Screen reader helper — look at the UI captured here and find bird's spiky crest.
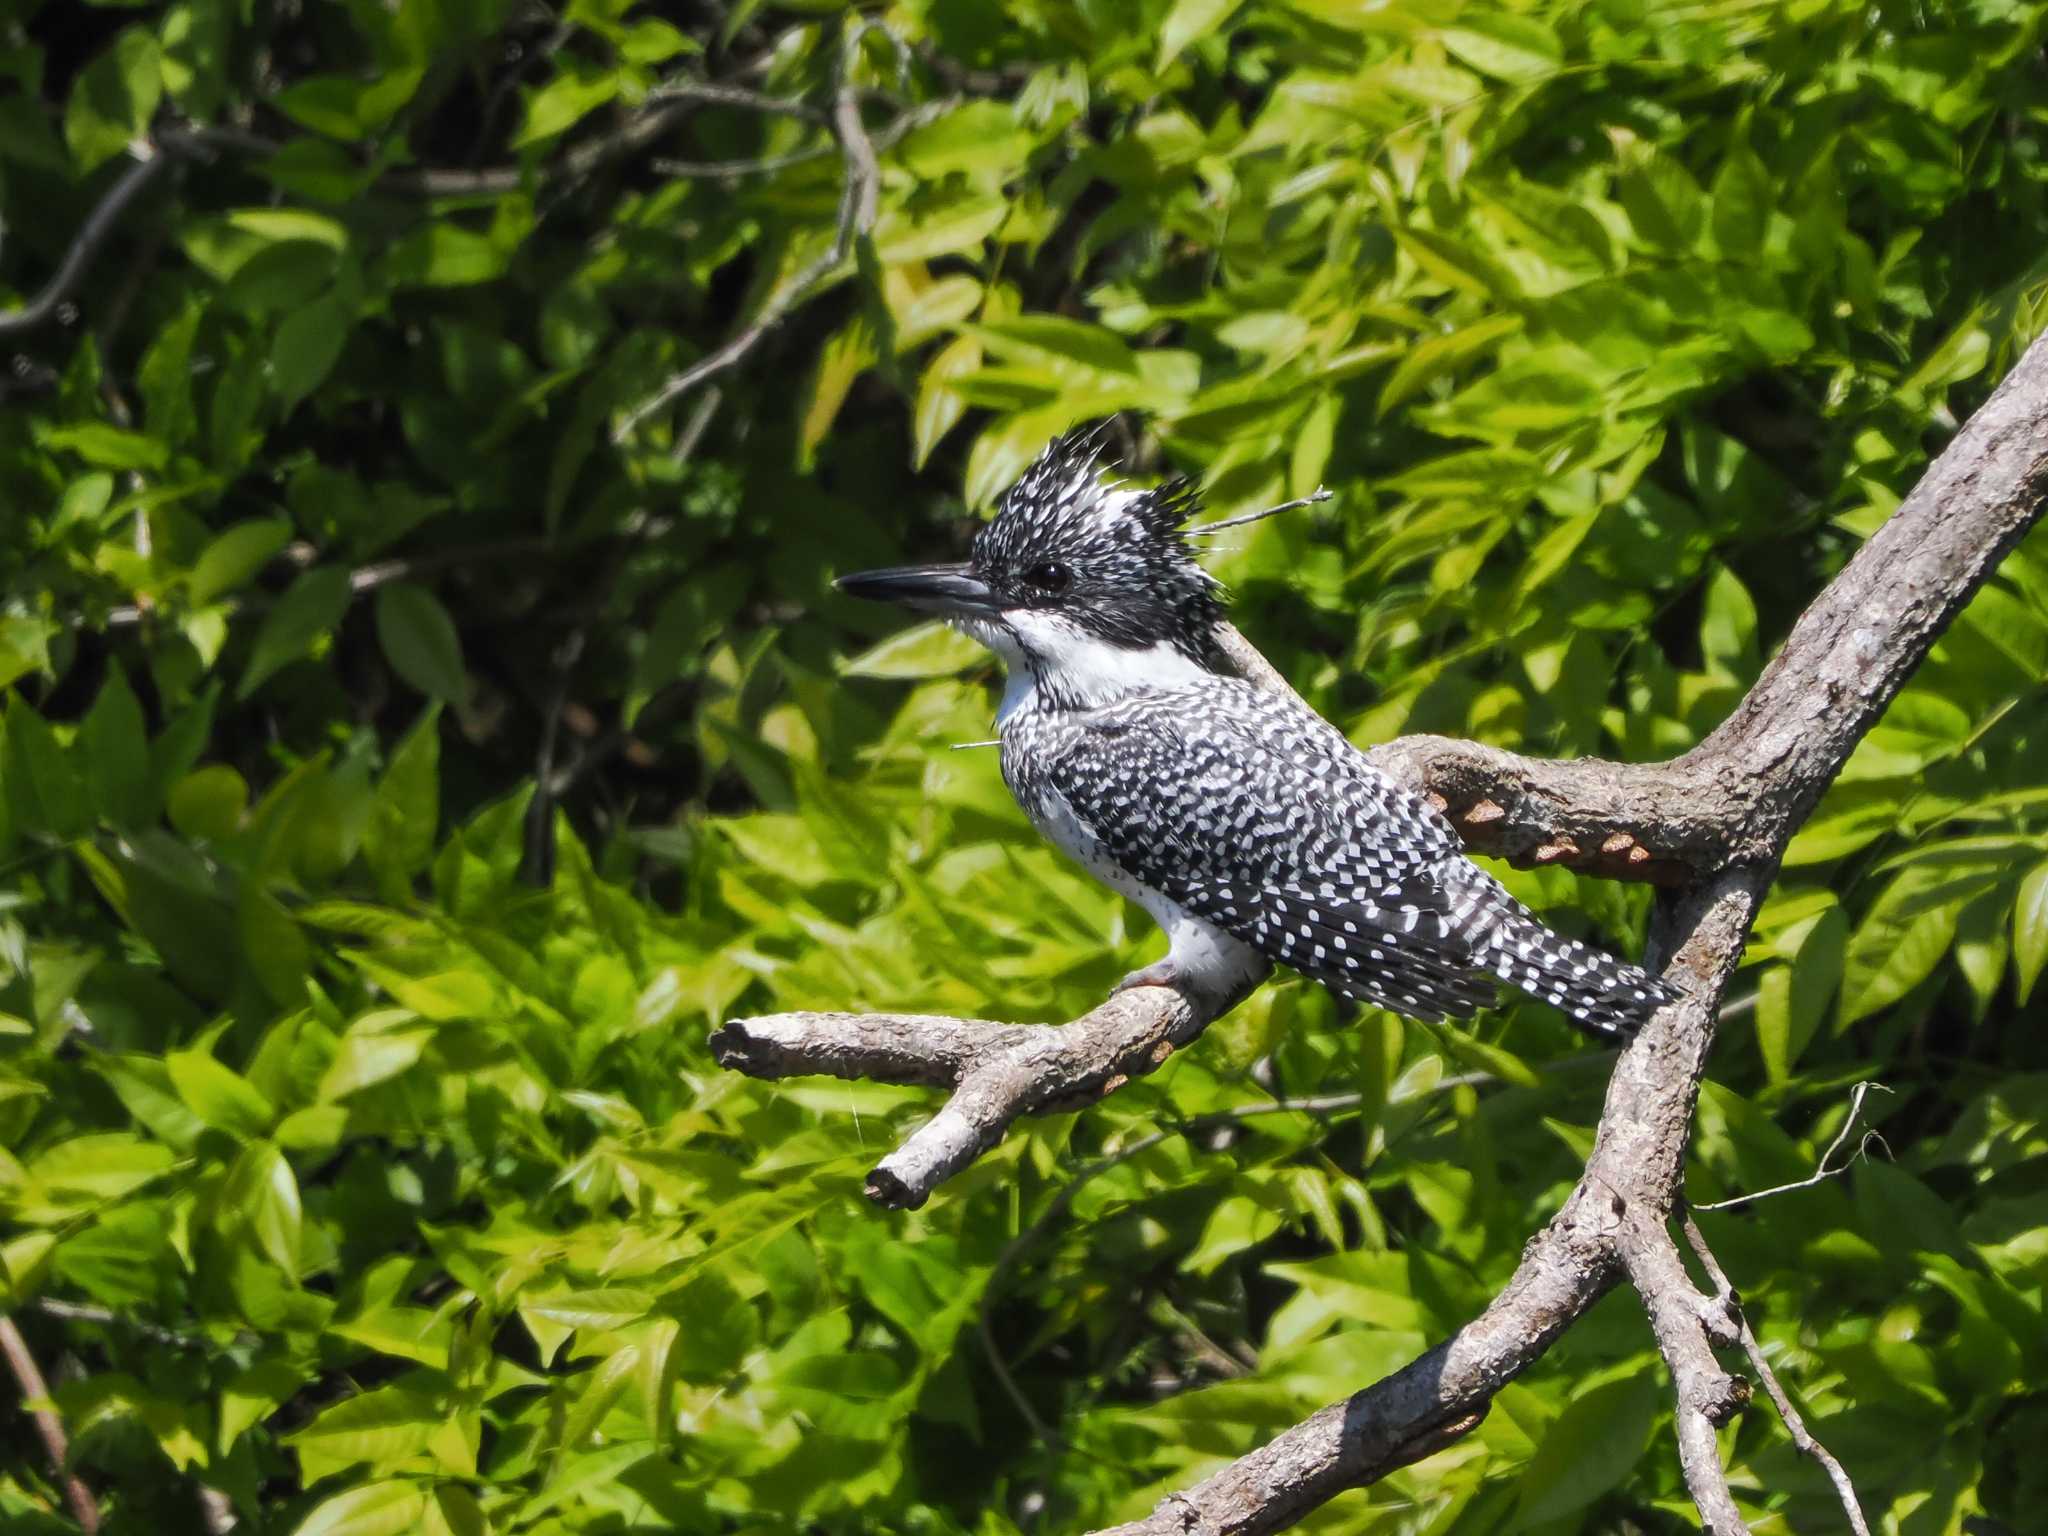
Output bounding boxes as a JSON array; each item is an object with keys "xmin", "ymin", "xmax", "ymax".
[{"xmin": 969, "ymin": 426, "xmax": 1220, "ymax": 658}]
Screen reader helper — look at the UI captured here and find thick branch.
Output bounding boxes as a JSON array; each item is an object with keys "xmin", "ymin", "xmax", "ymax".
[
  {"xmin": 1093, "ymin": 1180, "xmax": 1618, "ymax": 1535},
  {"xmin": 1361, "ymin": 738, "xmax": 1708, "ymax": 885},
  {"xmin": 1619, "ymin": 1215, "xmax": 1751, "ymax": 1534}
]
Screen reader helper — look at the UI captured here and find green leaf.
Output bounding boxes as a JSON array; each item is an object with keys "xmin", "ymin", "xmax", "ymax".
[
  {"xmin": 318, "ymin": 1012, "xmax": 431, "ymax": 1101},
  {"xmin": 1185, "ymin": 1192, "xmax": 1285, "ymax": 1274},
  {"xmin": 384, "ymin": 223, "xmax": 506, "ymax": 289},
  {"xmin": 873, "ymin": 195, "xmax": 1009, "ymax": 265},
  {"xmin": 839, "ymin": 620, "xmax": 986, "ymax": 679},
  {"xmin": 64, "ymin": 29, "xmax": 162, "ymax": 171},
  {"xmin": 291, "ymin": 1388, "xmax": 442, "ymax": 1478},
  {"xmin": 627, "ymin": 579, "xmax": 741, "ymax": 725},
  {"xmin": 189, "ymin": 518, "xmax": 292, "ymax": 605},
  {"xmin": 1709, "ymin": 137, "xmax": 1773, "ymax": 258},
  {"xmin": 139, "ymin": 297, "xmax": 204, "ymax": 447},
  {"xmin": 273, "ymin": 291, "xmax": 353, "ymax": 407},
  {"xmin": 561, "ymin": 1343, "xmax": 641, "ymax": 1448},
  {"xmin": 167, "ymin": 764, "xmax": 249, "ymax": 842},
  {"xmin": 1699, "ymin": 563, "xmax": 1758, "ymax": 677},
  {"xmin": 1840, "ymin": 869, "xmax": 1978, "ymax": 1025},
  {"xmin": 228, "ymin": 1140, "xmax": 302, "ymax": 1274},
  {"xmin": 94, "ymin": 1055, "xmax": 208, "ymax": 1150},
  {"xmin": 242, "ymin": 885, "xmax": 313, "ymax": 1007},
  {"xmin": 1515, "ymin": 1367, "xmax": 1660, "ymax": 1523},
  {"xmin": 523, "ymin": 1288, "xmax": 654, "ymax": 1333},
  {"xmin": 2013, "ymin": 859, "xmax": 2048, "ymax": 1005},
  {"xmin": 1756, "ymin": 905, "xmax": 1847, "ymax": 1086},
  {"xmin": 166, "ymin": 1047, "xmax": 277, "ymax": 1139},
  {"xmin": 5, "ymin": 694, "xmax": 90, "ymax": 840},
  {"xmin": 897, "ymin": 102, "xmax": 1036, "ymax": 181},
  {"xmin": 1439, "ymin": 13, "xmax": 1562, "ymax": 81},
  {"xmin": 82, "ymin": 666, "xmax": 151, "ymax": 828},
  {"xmin": 975, "ymin": 316, "xmax": 1141, "ymax": 382},
  {"xmin": 374, "ymin": 584, "xmax": 469, "ymax": 703},
  {"xmin": 364, "ymin": 706, "xmax": 442, "ymax": 895},
  {"xmin": 0, "ymin": 614, "xmax": 55, "ymax": 690},
  {"xmin": 29, "ymin": 1132, "xmax": 176, "ymax": 1204},
  {"xmin": 241, "ymin": 566, "xmax": 354, "ymax": 697},
  {"xmin": 149, "ymin": 685, "xmax": 218, "ymax": 805},
  {"xmin": 1379, "ymin": 313, "xmax": 1520, "ymax": 415},
  {"xmin": 515, "ymin": 60, "xmax": 620, "ymax": 147},
  {"xmin": 1157, "ymin": 0, "xmax": 1238, "ymax": 68}
]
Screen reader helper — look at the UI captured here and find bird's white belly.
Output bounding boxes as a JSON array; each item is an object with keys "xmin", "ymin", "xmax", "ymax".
[
  {"xmin": 1028, "ymin": 781, "xmax": 1154, "ymax": 907},
  {"xmin": 1030, "ymin": 781, "xmax": 1266, "ymax": 1002}
]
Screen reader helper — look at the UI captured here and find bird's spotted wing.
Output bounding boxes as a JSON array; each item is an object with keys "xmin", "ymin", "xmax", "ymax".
[{"xmin": 1038, "ymin": 682, "xmax": 1500, "ymax": 1020}]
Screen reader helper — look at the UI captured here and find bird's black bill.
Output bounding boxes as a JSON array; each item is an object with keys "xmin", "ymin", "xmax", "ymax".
[{"xmin": 835, "ymin": 562, "xmax": 999, "ymax": 618}]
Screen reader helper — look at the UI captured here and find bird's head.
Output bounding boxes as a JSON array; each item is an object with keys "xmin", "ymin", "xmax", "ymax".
[{"xmin": 837, "ymin": 428, "xmax": 1227, "ymax": 695}]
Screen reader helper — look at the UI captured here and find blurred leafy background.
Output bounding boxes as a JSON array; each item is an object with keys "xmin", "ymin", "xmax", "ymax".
[{"xmin": 3, "ymin": 0, "xmax": 2048, "ymax": 1532}]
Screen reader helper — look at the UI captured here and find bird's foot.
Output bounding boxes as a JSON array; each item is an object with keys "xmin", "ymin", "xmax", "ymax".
[{"xmin": 1116, "ymin": 958, "xmax": 1186, "ymax": 994}]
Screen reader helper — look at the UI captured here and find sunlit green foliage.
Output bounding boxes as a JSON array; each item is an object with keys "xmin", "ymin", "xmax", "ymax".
[{"xmin": 3, "ymin": 0, "xmax": 2047, "ymax": 1532}]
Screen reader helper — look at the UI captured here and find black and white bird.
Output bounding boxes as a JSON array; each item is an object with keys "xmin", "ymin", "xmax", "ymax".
[{"xmin": 837, "ymin": 429, "xmax": 1676, "ymax": 1041}]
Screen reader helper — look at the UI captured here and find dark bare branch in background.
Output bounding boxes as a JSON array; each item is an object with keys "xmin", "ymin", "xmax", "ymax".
[
  {"xmin": 612, "ymin": 30, "xmax": 902, "ymax": 443},
  {"xmin": 0, "ymin": 146, "xmax": 175, "ymax": 341},
  {"xmin": 716, "ymin": 329, "xmax": 2048, "ymax": 1533},
  {"xmin": 0, "ymin": 1315, "xmax": 99, "ymax": 1532}
]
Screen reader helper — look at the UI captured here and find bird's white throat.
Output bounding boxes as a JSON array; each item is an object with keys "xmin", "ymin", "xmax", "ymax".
[{"xmin": 974, "ymin": 609, "xmax": 1214, "ymax": 725}]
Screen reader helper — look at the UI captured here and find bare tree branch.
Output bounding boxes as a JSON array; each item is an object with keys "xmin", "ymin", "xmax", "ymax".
[
  {"xmin": 711, "ymin": 330, "xmax": 2048, "ymax": 1533},
  {"xmin": 0, "ymin": 145, "xmax": 174, "ymax": 340},
  {"xmin": 713, "ymin": 986, "xmax": 1254, "ymax": 1208},
  {"xmin": 1618, "ymin": 1207, "xmax": 1752, "ymax": 1532},
  {"xmin": 0, "ymin": 1314, "xmax": 100, "ymax": 1533},
  {"xmin": 1681, "ymin": 1211, "xmax": 1874, "ymax": 1536}
]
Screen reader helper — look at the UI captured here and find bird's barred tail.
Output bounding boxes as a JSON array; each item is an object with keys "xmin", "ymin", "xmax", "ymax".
[{"xmin": 1469, "ymin": 897, "xmax": 1679, "ymax": 1042}]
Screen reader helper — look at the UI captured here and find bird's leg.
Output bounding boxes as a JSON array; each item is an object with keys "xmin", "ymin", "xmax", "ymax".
[
  {"xmin": 1115, "ymin": 914, "xmax": 1269, "ymax": 1009},
  {"xmin": 1116, "ymin": 957, "xmax": 1187, "ymax": 994}
]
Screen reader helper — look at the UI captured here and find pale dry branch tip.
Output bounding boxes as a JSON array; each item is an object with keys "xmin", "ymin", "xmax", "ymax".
[
  {"xmin": 1187, "ymin": 486, "xmax": 1335, "ymax": 537},
  {"xmin": 1691, "ymin": 1081, "xmax": 1892, "ymax": 1212}
]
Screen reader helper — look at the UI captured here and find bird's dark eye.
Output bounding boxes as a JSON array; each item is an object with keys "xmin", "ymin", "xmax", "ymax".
[{"xmin": 1023, "ymin": 560, "xmax": 1072, "ymax": 593}]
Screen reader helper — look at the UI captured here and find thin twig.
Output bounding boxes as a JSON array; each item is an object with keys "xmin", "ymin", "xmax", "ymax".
[
  {"xmin": 33, "ymin": 1298, "xmax": 208, "ymax": 1350},
  {"xmin": 1692, "ymin": 1082, "xmax": 1891, "ymax": 1212},
  {"xmin": 613, "ymin": 30, "xmax": 889, "ymax": 443},
  {"xmin": 651, "ymin": 91, "xmax": 951, "ymax": 180},
  {"xmin": 0, "ymin": 1315, "xmax": 100, "ymax": 1532},
  {"xmin": 1681, "ymin": 1212, "xmax": 1873, "ymax": 1536},
  {"xmin": 671, "ymin": 385, "xmax": 723, "ymax": 465},
  {"xmin": 163, "ymin": 77, "xmax": 807, "ymax": 203},
  {"xmin": 641, "ymin": 77, "xmax": 828, "ymax": 119},
  {"xmin": 0, "ymin": 145, "xmax": 175, "ymax": 340},
  {"xmin": 650, "ymin": 142, "xmax": 837, "ymax": 179},
  {"xmin": 1186, "ymin": 487, "xmax": 1334, "ymax": 537}
]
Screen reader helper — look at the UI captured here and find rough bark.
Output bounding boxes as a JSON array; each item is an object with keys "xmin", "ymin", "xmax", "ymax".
[{"xmin": 714, "ymin": 330, "xmax": 2048, "ymax": 1532}]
